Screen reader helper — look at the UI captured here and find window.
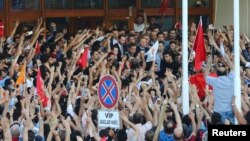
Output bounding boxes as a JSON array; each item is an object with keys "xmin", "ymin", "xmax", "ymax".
[
  {"xmin": 141, "ymin": 0, "xmax": 174, "ymax": 8},
  {"xmin": 179, "ymin": 0, "xmax": 209, "ymax": 8},
  {"xmin": 74, "ymin": 0, "xmax": 103, "ymax": 9},
  {"xmin": 46, "ymin": 17, "xmax": 104, "ymax": 33},
  {"xmin": 148, "ymin": 16, "xmax": 174, "ymax": 31},
  {"xmin": 178, "ymin": 15, "xmax": 210, "ymax": 30},
  {"xmin": 45, "ymin": 0, "xmax": 70, "ymax": 9},
  {"xmin": 109, "ymin": 0, "xmax": 135, "ymax": 9},
  {"xmin": 12, "ymin": 0, "xmax": 39, "ymax": 10},
  {"xmin": 189, "ymin": 15, "xmax": 210, "ymax": 29},
  {"xmin": 16, "ymin": 21, "xmax": 36, "ymax": 34},
  {"xmin": 110, "ymin": 20, "xmax": 128, "ymax": 31},
  {"xmin": 0, "ymin": 0, "xmax": 3, "ymax": 11},
  {"xmin": 46, "ymin": 18, "xmax": 69, "ymax": 32},
  {"xmin": 74, "ymin": 17, "xmax": 104, "ymax": 29}
]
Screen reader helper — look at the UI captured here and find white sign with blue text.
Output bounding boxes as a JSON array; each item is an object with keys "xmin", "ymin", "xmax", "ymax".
[{"xmin": 98, "ymin": 110, "xmax": 120, "ymax": 129}]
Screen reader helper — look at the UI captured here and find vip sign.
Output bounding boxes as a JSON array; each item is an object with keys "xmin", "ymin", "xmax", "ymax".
[{"xmin": 98, "ymin": 110, "xmax": 120, "ymax": 129}]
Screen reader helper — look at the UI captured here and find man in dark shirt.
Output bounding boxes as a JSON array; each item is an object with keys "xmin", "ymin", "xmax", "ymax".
[
  {"xmin": 136, "ymin": 36, "xmax": 149, "ymax": 55},
  {"xmin": 148, "ymin": 17, "xmax": 161, "ymax": 31},
  {"xmin": 125, "ymin": 43, "xmax": 137, "ymax": 59},
  {"xmin": 160, "ymin": 51, "xmax": 180, "ymax": 77},
  {"xmin": 111, "ymin": 34, "xmax": 126, "ymax": 61}
]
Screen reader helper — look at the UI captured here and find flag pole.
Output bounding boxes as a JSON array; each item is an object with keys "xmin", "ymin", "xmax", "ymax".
[
  {"xmin": 182, "ymin": 0, "xmax": 189, "ymax": 115},
  {"xmin": 234, "ymin": 0, "xmax": 241, "ymax": 124}
]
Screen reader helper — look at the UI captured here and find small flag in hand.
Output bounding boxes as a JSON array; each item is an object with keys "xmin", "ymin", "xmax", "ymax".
[
  {"xmin": 193, "ymin": 17, "xmax": 206, "ymax": 71},
  {"xmin": 35, "ymin": 41, "xmax": 41, "ymax": 55},
  {"xmin": 36, "ymin": 68, "xmax": 48, "ymax": 107},
  {"xmin": 145, "ymin": 41, "xmax": 159, "ymax": 62},
  {"xmin": 0, "ymin": 22, "xmax": 4, "ymax": 37},
  {"xmin": 78, "ymin": 47, "xmax": 89, "ymax": 69},
  {"xmin": 175, "ymin": 21, "xmax": 182, "ymax": 30}
]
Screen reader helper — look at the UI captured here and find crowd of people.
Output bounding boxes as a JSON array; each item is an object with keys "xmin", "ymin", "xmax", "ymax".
[{"xmin": 0, "ymin": 11, "xmax": 250, "ymax": 141}]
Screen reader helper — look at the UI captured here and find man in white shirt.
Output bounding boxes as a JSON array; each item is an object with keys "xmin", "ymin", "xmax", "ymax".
[
  {"xmin": 134, "ymin": 13, "xmax": 147, "ymax": 33},
  {"xmin": 126, "ymin": 113, "xmax": 153, "ymax": 141}
]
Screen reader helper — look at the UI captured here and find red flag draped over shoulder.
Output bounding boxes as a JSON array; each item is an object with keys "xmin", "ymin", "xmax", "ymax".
[
  {"xmin": 159, "ymin": 0, "xmax": 169, "ymax": 14},
  {"xmin": 189, "ymin": 73, "xmax": 217, "ymax": 100},
  {"xmin": 77, "ymin": 47, "xmax": 89, "ymax": 69},
  {"xmin": 36, "ymin": 68, "xmax": 48, "ymax": 107},
  {"xmin": 193, "ymin": 17, "xmax": 206, "ymax": 71}
]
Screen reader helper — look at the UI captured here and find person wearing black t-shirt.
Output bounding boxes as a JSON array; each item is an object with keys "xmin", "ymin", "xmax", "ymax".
[{"xmin": 160, "ymin": 51, "xmax": 180, "ymax": 77}]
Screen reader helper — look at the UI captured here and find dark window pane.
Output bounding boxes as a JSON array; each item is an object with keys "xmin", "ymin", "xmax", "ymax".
[
  {"xmin": 46, "ymin": 17, "xmax": 104, "ymax": 33},
  {"xmin": 74, "ymin": 0, "xmax": 103, "ymax": 9},
  {"xmin": 178, "ymin": 15, "xmax": 210, "ymax": 30},
  {"xmin": 189, "ymin": 15, "xmax": 210, "ymax": 29},
  {"xmin": 148, "ymin": 16, "xmax": 174, "ymax": 31},
  {"xmin": 0, "ymin": 0, "xmax": 3, "ymax": 10},
  {"xmin": 142, "ymin": 0, "xmax": 174, "ymax": 8},
  {"xmin": 74, "ymin": 18, "xmax": 104, "ymax": 29},
  {"xmin": 46, "ymin": 18, "xmax": 68, "ymax": 32},
  {"xmin": 179, "ymin": 0, "xmax": 209, "ymax": 8},
  {"xmin": 109, "ymin": 0, "xmax": 135, "ymax": 9},
  {"xmin": 111, "ymin": 20, "xmax": 128, "ymax": 30},
  {"xmin": 12, "ymin": 0, "xmax": 39, "ymax": 10},
  {"xmin": 16, "ymin": 21, "xmax": 36, "ymax": 34},
  {"xmin": 45, "ymin": 0, "xmax": 70, "ymax": 9}
]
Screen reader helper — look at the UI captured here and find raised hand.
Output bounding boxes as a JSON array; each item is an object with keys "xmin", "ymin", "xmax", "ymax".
[
  {"xmin": 51, "ymin": 22, "xmax": 56, "ymax": 29},
  {"xmin": 53, "ymin": 94, "xmax": 60, "ymax": 102},
  {"xmin": 196, "ymin": 107, "xmax": 204, "ymax": 121},
  {"xmin": 37, "ymin": 18, "xmax": 43, "ymax": 26},
  {"xmin": 15, "ymin": 19, "xmax": 20, "ymax": 27},
  {"xmin": 39, "ymin": 27, "xmax": 45, "ymax": 33},
  {"xmin": 188, "ymin": 111, "xmax": 195, "ymax": 121}
]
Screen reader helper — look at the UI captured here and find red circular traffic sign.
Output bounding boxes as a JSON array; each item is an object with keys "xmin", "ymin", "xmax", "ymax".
[{"xmin": 98, "ymin": 75, "xmax": 119, "ymax": 109}]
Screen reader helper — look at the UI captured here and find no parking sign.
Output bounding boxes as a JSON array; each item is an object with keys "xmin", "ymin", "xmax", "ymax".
[{"xmin": 98, "ymin": 75, "xmax": 119, "ymax": 109}]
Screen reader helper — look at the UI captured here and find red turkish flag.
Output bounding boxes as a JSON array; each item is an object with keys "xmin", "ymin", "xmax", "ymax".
[
  {"xmin": 0, "ymin": 22, "xmax": 4, "ymax": 37},
  {"xmin": 189, "ymin": 73, "xmax": 217, "ymax": 101},
  {"xmin": 159, "ymin": 0, "xmax": 169, "ymax": 15},
  {"xmin": 77, "ymin": 47, "xmax": 89, "ymax": 69},
  {"xmin": 36, "ymin": 68, "xmax": 48, "ymax": 107},
  {"xmin": 193, "ymin": 17, "xmax": 206, "ymax": 71}
]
